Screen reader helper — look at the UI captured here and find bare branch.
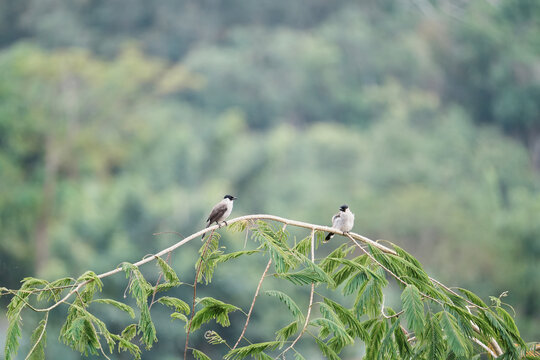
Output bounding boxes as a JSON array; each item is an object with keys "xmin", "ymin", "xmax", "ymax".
[
  {"xmin": 232, "ymin": 258, "xmax": 273, "ymax": 350},
  {"xmin": 24, "ymin": 311, "xmax": 49, "ymax": 360}
]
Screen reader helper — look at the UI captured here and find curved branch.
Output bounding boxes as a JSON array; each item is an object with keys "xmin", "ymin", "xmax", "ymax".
[
  {"xmin": 27, "ymin": 214, "xmax": 395, "ymax": 313},
  {"xmin": 9, "ymin": 213, "xmax": 507, "ymax": 359}
]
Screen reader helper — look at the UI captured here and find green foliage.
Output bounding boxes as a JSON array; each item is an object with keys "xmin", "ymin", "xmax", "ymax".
[
  {"xmin": 217, "ymin": 249, "xmax": 261, "ymax": 263},
  {"xmin": 38, "ymin": 277, "xmax": 75, "ymax": 302},
  {"xmin": 354, "ymin": 273, "xmax": 384, "ymax": 318},
  {"xmin": 1, "ymin": 4, "xmax": 540, "ymax": 358},
  {"xmin": 110, "ymin": 333, "xmax": 142, "ymax": 360},
  {"xmin": 4, "ymin": 316, "xmax": 22, "ymax": 360},
  {"xmin": 190, "ymin": 297, "xmax": 241, "ymax": 331},
  {"xmin": 204, "ymin": 330, "xmax": 227, "ymax": 345},
  {"xmin": 197, "ymin": 232, "xmax": 222, "ymax": 284},
  {"xmin": 322, "ymin": 298, "xmax": 368, "ymax": 341},
  {"xmin": 314, "ymin": 337, "xmax": 341, "ymax": 360},
  {"xmin": 265, "ymin": 290, "xmax": 304, "ymax": 322},
  {"xmin": 319, "ymin": 244, "xmax": 356, "ymax": 274},
  {"xmin": 311, "ymin": 318, "xmax": 354, "ymax": 347},
  {"xmin": 92, "ymin": 298, "xmax": 135, "ymax": 318},
  {"xmin": 394, "ymin": 322, "xmax": 411, "ymax": 358},
  {"xmin": 253, "ymin": 221, "xmax": 297, "ymax": 274},
  {"xmin": 156, "ymin": 256, "xmax": 180, "ymax": 284},
  {"xmin": 192, "ymin": 348, "xmax": 212, "ymax": 360},
  {"xmin": 293, "ymin": 236, "xmax": 312, "ymax": 257},
  {"xmin": 121, "ymin": 324, "xmax": 138, "ymax": 341},
  {"xmin": 401, "ymin": 284, "xmax": 425, "ymax": 336},
  {"xmin": 439, "ymin": 311, "xmax": 472, "ymax": 357},
  {"xmin": 157, "ymin": 296, "xmax": 190, "ymax": 315},
  {"xmin": 122, "ymin": 263, "xmax": 157, "ymax": 349},
  {"xmin": 425, "ymin": 314, "xmax": 445, "ymax": 360},
  {"xmin": 1, "ymin": 221, "xmax": 532, "ymax": 359},
  {"xmin": 224, "ymin": 341, "xmax": 280, "ymax": 360},
  {"xmin": 277, "ymin": 252, "xmax": 335, "ymax": 287},
  {"xmin": 458, "ymin": 288, "xmax": 489, "ymax": 309},
  {"xmin": 365, "ymin": 319, "xmax": 387, "ymax": 360},
  {"xmin": 61, "ymin": 316, "xmax": 101, "ymax": 355},
  {"xmin": 170, "ymin": 312, "xmax": 188, "ymax": 323},
  {"xmin": 275, "ymin": 321, "xmax": 299, "ymax": 344},
  {"xmin": 378, "ymin": 318, "xmax": 401, "ymax": 359}
]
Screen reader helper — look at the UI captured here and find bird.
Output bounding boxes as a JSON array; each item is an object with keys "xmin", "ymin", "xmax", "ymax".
[
  {"xmin": 201, "ymin": 195, "xmax": 237, "ymax": 240},
  {"xmin": 325, "ymin": 204, "xmax": 355, "ymax": 242}
]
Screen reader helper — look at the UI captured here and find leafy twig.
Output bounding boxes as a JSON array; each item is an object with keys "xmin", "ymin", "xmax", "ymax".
[
  {"xmin": 149, "ymin": 251, "xmax": 172, "ymax": 310},
  {"xmin": 277, "ymin": 229, "xmax": 316, "ymax": 359},
  {"xmin": 24, "ymin": 311, "xmax": 49, "ymax": 360},
  {"xmin": 184, "ymin": 229, "xmax": 214, "ymax": 360}
]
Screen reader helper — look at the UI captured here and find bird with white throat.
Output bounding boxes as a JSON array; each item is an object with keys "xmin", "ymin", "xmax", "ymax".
[
  {"xmin": 325, "ymin": 204, "xmax": 355, "ymax": 242},
  {"xmin": 201, "ymin": 195, "xmax": 237, "ymax": 240}
]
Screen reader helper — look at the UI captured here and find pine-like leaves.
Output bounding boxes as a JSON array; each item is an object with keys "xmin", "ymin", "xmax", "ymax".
[
  {"xmin": 92, "ymin": 298, "xmax": 135, "ymax": 318},
  {"xmin": 253, "ymin": 221, "xmax": 297, "ymax": 274},
  {"xmin": 4, "ymin": 315, "xmax": 22, "ymax": 360},
  {"xmin": 157, "ymin": 296, "xmax": 190, "ymax": 314},
  {"xmin": 192, "ymin": 348, "xmax": 212, "ymax": 360},
  {"xmin": 314, "ymin": 338, "xmax": 341, "ymax": 360},
  {"xmin": 191, "ymin": 297, "xmax": 240, "ymax": 331},
  {"xmin": 156, "ymin": 256, "xmax": 180, "ymax": 284},
  {"xmin": 425, "ymin": 313, "xmax": 445, "ymax": 360},
  {"xmin": 224, "ymin": 341, "xmax": 280, "ymax": 360},
  {"xmin": 158, "ymin": 296, "xmax": 190, "ymax": 323},
  {"xmin": 265, "ymin": 290, "xmax": 304, "ymax": 322},
  {"xmin": 365, "ymin": 319, "xmax": 387, "ymax": 360},
  {"xmin": 440, "ymin": 311, "xmax": 471, "ymax": 357},
  {"xmin": 2, "ymin": 219, "xmax": 531, "ymax": 360},
  {"xmin": 277, "ymin": 252, "xmax": 335, "ymax": 287},
  {"xmin": 275, "ymin": 321, "xmax": 299, "ymax": 344},
  {"xmin": 122, "ymin": 262, "xmax": 157, "ymax": 349},
  {"xmin": 401, "ymin": 284, "xmax": 425, "ymax": 336}
]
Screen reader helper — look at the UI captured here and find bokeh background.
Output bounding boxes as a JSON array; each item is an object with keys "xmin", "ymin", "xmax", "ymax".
[{"xmin": 0, "ymin": 0, "xmax": 539, "ymax": 358}]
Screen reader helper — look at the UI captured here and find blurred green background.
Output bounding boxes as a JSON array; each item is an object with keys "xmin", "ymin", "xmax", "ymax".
[{"xmin": 0, "ymin": 0, "xmax": 539, "ymax": 358}]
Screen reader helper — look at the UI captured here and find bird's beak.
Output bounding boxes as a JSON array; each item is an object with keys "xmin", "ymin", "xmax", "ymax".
[{"xmin": 233, "ymin": 196, "xmax": 238, "ymax": 200}]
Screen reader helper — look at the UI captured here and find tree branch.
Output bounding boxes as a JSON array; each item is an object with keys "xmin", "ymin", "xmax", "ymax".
[
  {"xmin": 25, "ymin": 214, "xmax": 394, "ymax": 314},
  {"xmin": 24, "ymin": 311, "xmax": 49, "ymax": 360},
  {"xmin": 149, "ymin": 250, "xmax": 172, "ymax": 310},
  {"xmin": 184, "ymin": 229, "xmax": 214, "ymax": 360},
  {"xmin": 346, "ymin": 233, "xmax": 504, "ymax": 358},
  {"xmin": 232, "ymin": 258, "xmax": 273, "ymax": 350},
  {"xmin": 11, "ymin": 213, "xmax": 505, "ymax": 359}
]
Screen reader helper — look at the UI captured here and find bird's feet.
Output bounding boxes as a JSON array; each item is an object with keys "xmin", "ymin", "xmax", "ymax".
[{"xmin": 217, "ymin": 221, "xmax": 228, "ymax": 228}]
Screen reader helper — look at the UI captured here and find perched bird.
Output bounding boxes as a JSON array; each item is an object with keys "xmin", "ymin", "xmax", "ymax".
[
  {"xmin": 325, "ymin": 204, "xmax": 355, "ymax": 242},
  {"xmin": 202, "ymin": 195, "xmax": 237, "ymax": 240}
]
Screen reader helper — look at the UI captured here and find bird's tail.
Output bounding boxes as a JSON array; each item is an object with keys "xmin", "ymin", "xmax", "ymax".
[
  {"xmin": 324, "ymin": 233, "xmax": 334, "ymax": 242},
  {"xmin": 201, "ymin": 222, "xmax": 211, "ymax": 241}
]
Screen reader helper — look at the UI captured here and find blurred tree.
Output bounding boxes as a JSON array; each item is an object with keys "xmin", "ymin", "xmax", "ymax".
[
  {"xmin": 429, "ymin": 0, "xmax": 540, "ymax": 166},
  {"xmin": 0, "ymin": 44, "xmax": 201, "ymax": 277}
]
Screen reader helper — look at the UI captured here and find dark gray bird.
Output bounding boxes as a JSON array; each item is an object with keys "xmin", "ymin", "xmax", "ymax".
[
  {"xmin": 325, "ymin": 204, "xmax": 355, "ymax": 242},
  {"xmin": 201, "ymin": 195, "xmax": 237, "ymax": 240}
]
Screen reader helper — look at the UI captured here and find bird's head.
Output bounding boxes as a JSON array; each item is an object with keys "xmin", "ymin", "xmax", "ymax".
[
  {"xmin": 224, "ymin": 195, "xmax": 237, "ymax": 201},
  {"xmin": 339, "ymin": 204, "xmax": 349, "ymax": 212}
]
